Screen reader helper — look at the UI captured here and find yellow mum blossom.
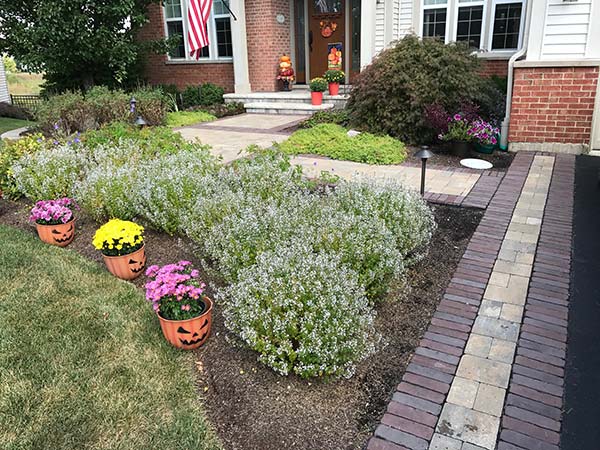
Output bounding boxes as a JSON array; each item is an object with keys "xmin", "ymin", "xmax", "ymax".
[{"xmin": 92, "ymin": 219, "xmax": 145, "ymax": 250}]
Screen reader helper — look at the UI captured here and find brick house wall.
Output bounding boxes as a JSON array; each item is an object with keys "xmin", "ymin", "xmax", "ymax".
[
  {"xmin": 509, "ymin": 66, "xmax": 599, "ymax": 145},
  {"xmin": 479, "ymin": 59, "xmax": 509, "ymax": 78},
  {"xmin": 245, "ymin": 0, "xmax": 291, "ymax": 91},
  {"xmin": 137, "ymin": 4, "xmax": 235, "ymax": 92}
]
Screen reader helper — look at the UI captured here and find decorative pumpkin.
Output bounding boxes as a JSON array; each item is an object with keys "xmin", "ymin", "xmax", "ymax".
[
  {"xmin": 277, "ymin": 54, "xmax": 295, "ymax": 88},
  {"xmin": 102, "ymin": 245, "xmax": 147, "ymax": 280},
  {"xmin": 35, "ymin": 220, "xmax": 75, "ymax": 247},
  {"xmin": 158, "ymin": 297, "xmax": 213, "ymax": 350},
  {"xmin": 280, "ymin": 55, "xmax": 291, "ymax": 63}
]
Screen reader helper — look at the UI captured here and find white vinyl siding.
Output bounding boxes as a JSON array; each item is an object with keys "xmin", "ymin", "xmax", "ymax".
[
  {"xmin": 375, "ymin": 0, "xmax": 386, "ymax": 52},
  {"xmin": 541, "ymin": 0, "xmax": 592, "ymax": 59},
  {"xmin": 399, "ymin": 0, "xmax": 415, "ymax": 37},
  {"xmin": 0, "ymin": 59, "xmax": 10, "ymax": 104}
]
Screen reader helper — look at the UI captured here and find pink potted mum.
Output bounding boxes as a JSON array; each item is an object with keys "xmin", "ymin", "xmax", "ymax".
[
  {"xmin": 145, "ymin": 261, "xmax": 213, "ymax": 350},
  {"xmin": 29, "ymin": 198, "xmax": 77, "ymax": 247}
]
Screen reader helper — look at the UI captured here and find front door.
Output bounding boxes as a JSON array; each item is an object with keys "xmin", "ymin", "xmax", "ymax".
[{"xmin": 308, "ymin": 0, "xmax": 346, "ymax": 80}]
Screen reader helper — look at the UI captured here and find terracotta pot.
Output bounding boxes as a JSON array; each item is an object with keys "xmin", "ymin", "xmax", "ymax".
[
  {"xmin": 35, "ymin": 219, "xmax": 75, "ymax": 247},
  {"xmin": 328, "ymin": 82, "xmax": 340, "ymax": 96},
  {"xmin": 102, "ymin": 244, "xmax": 146, "ymax": 280},
  {"xmin": 158, "ymin": 297, "xmax": 213, "ymax": 350},
  {"xmin": 311, "ymin": 91, "xmax": 323, "ymax": 106}
]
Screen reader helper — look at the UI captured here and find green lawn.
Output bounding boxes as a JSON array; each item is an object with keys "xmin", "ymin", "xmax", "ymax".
[
  {"xmin": 0, "ymin": 225, "xmax": 220, "ymax": 450},
  {"xmin": 166, "ymin": 110, "xmax": 217, "ymax": 127},
  {"xmin": 6, "ymin": 72, "xmax": 44, "ymax": 95},
  {"xmin": 0, "ymin": 117, "xmax": 32, "ymax": 135}
]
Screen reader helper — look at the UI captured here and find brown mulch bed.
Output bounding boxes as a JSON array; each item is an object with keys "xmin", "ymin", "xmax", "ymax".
[
  {"xmin": 0, "ymin": 199, "xmax": 482, "ymax": 450},
  {"xmin": 405, "ymin": 144, "xmax": 514, "ymax": 171}
]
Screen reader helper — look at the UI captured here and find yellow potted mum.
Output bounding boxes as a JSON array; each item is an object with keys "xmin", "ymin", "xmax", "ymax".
[{"xmin": 93, "ymin": 219, "xmax": 146, "ymax": 280}]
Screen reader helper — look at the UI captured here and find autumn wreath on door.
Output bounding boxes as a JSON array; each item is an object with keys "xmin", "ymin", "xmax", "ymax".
[{"xmin": 319, "ymin": 20, "xmax": 337, "ymax": 38}]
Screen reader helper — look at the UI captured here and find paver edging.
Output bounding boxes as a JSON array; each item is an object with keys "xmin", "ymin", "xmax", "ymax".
[
  {"xmin": 365, "ymin": 152, "xmax": 536, "ymax": 450},
  {"xmin": 497, "ymin": 154, "xmax": 575, "ymax": 450}
]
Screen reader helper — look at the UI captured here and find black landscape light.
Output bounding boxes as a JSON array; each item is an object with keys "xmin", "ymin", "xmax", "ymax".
[
  {"xmin": 130, "ymin": 96, "xmax": 147, "ymax": 128},
  {"xmin": 414, "ymin": 146, "xmax": 434, "ymax": 196}
]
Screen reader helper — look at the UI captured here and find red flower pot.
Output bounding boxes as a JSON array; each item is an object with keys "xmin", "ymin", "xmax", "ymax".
[
  {"xmin": 311, "ymin": 91, "xmax": 323, "ymax": 106},
  {"xmin": 328, "ymin": 82, "xmax": 340, "ymax": 96},
  {"xmin": 102, "ymin": 244, "xmax": 146, "ymax": 280},
  {"xmin": 158, "ymin": 297, "xmax": 213, "ymax": 350},
  {"xmin": 35, "ymin": 219, "xmax": 75, "ymax": 247}
]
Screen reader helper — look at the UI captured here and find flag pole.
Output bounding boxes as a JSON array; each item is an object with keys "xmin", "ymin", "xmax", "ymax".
[{"xmin": 221, "ymin": 1, "xmax": 238, "ymax": 21}]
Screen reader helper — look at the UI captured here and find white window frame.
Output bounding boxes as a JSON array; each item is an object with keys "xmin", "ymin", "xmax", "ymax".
[
  {"xmin": 422, "ymin": 0, "xmax": 451, "ymax": 43},
  {"xmin": 487, "ymin": 0, "xmax": 526, "ymax": 53},
  {"xmin": 453, "ymin": 0, "xmax": 487, "ymax": 50},
  {"xmin": 162, "ymin": 0, "xmax": 233, "ymax": 63},
  {"xmin": 420, "ymin": 0, "xmax": 525, "ymax": 55}
]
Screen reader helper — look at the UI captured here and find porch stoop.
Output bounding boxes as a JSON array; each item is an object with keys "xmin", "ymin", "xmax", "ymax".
[{"xmin": 224, "ymin": 86, "xmax": 349, "ymax": 115}]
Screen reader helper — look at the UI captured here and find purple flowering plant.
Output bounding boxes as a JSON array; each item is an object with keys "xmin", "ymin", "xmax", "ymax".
[
  {"xmin": 468, "ymin": 119, "xmax": 499, "ymax": 146},
  {"xmin": 438, "ymin": 113, "xmax": 474, "ymax": 143},
  {"xmin": 145, "ymin": 261, "xmax": 207, "ymax": 320},
  {"xmin": 29, "ymin": 197, "xmax": 78, "ymax": 225}
]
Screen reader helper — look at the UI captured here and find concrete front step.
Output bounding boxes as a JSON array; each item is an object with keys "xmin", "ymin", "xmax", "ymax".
[
  {"xmin": 244, "ymin": 102, "xmax": 335, "ymax": 115},
  {"xmin": 224, "ymin": 91, "xmax": 348, "ymax": 108}
]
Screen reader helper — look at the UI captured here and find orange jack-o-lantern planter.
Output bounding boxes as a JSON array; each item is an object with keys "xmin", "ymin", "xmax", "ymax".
[
  {"xmin": 158, "ymin": 297, "xmax": 213, "ymax": 350},
  {"xmin": 35, "ymin": 219, "xmax": 75, "ymax": 247},
  {"xmin": 102, "ymin": 245, "xmax": 146, "ymax": 280}
]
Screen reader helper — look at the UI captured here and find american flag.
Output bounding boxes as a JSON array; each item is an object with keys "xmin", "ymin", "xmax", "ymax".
[{"xmin": 188, "ymin": 0, "xmax": 213, "ymax": 59}]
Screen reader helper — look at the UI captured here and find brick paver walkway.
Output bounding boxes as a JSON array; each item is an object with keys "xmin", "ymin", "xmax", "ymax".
[{"xmin": 367, "ymin": 152, "xmax": 576, "ymax": 450}]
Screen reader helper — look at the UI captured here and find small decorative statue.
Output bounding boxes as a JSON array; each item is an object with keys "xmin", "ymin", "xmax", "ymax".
[{"xmin": 277, "ymin": 55, "xmax": 295, "ymax": 91}]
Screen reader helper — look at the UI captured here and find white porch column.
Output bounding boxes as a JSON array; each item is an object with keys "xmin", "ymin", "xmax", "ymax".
[
  {"xmin": 360, "ymin": 0, "xmax": 377, "ymax": 69},
  {"xmin": 230, "ymin": 0, "xmax": 251, "ymax": 93}
]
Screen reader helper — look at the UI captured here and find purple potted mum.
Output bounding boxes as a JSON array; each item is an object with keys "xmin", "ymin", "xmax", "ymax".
[
  {"xmin": 145, "ymin": 261, "xmax": 213, "ymax": 350},
  {"xmin": 29, "ymin": 198, "xmax": 78, "ymax": 247}
]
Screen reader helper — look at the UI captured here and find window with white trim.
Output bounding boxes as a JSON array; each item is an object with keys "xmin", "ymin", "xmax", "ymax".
[
  {"xmin": 423, "ymin": 0, "xmax": 448, "ymax": 40},
  {"xmin": 163, "ymin": 0, "xmax": 232, "ymax": 61},
  {"xmin": 456, "ymin": 0, "xmax": 484, "ymax": 49},
  {"xmin": 490, "ymin": 0, "xmax": 523, "ymax": 50},
  {"xmin": 420, "ymin": 0, "xmax": 525, "ymax": 53}
]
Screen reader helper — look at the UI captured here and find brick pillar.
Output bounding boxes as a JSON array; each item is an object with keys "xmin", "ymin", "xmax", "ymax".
[
  {"xmin": 245, "ymin": 0, "xmax": 291, "ymax": 91},
  {"xmin": 509, "ymin": 66, "xmax": 599, "ymax": 153}
]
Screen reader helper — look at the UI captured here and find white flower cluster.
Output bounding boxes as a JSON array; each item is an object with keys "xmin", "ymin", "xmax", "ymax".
[
  {"xmin": 11, "ymin": 144, "xmax": 86, "ymax": 200},
  {"xmin": 12, "ymin": 144, "xmax": 435, "ymax": 378},
  {"xmin": 220, "ymin": 242, "xmax": 379, "ymax": 378}
]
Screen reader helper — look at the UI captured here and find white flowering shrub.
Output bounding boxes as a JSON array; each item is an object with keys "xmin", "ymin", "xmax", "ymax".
[
  {"xmin": 220, "ymin": 243, "xmax": 379, "ymax": 378},
  {"xmin": 333, "ymin": 179, "xmax": 436, "ymax": 263},
  {"xmin": 76, "ymin": 163, "xmax": 139, "ymax": 221},
  {"xmin": 11, "ymin": 138, "xmax": 436, "ymax": 378},
  {"xmin": 11, "ymin": 144, "xmax": 86, "ymax": 200},
  {"xmin": 134, "ymin": 149, "xmax": 219, "ymax": 234}
]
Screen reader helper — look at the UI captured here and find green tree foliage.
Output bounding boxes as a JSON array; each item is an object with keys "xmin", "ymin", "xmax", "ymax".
[{"xmin": 0, "ymin": 0, "xmax": 168, "ymax": 92}]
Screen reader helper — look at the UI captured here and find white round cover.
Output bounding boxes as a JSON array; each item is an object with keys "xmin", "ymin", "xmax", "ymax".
[{"xmin": 460, "ymin": 158, "xmax": 493, "ymax": 170}]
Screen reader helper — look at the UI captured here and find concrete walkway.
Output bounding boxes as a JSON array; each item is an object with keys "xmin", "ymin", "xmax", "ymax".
[
  {"xmin": 178, "ymin": 114, "xmax": 503, "ymax": 201},
  {"xmin": 176, "ymin": 113, "xmax": 305, "ymax": 163},
  {"xmin": 367, "ymin": 152, "xmax": 576, "ymax": 450}
]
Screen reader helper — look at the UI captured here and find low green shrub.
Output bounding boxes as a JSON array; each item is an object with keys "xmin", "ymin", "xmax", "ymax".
[
  {"xmin": 34, "ymin": 91, "xmax": 95, "ymax": 135},
  {"xmin": 131, "ymin": 86, "xmax": 169, "ymax": 126},
  {"xmin": 86, "ymin": 86, "xmax": 130, "ymax": 124},
  {"xmin": 348, "ymin": 35, "xmax": 502, "ymax": 144},
  {"xmin": 182, "ymin": 83, "xmax": 225, "ymax": 108},
  {"xmin": 34, "ymin": 87, "xmax": 170, "ymax": 134},
  {"xmin": 167, "ymin": 111, "xmax": 217, "ymax": 127},
  {"xmin": 278, "ymin": 123, "xmax": 406, "ymax": 165},
  {"xmin": 82, "ymin": 122, "xmax": 204, "ymax": 156},
  {"xmin": 197, "ymin": 102, "xmax": 245, "ymax": 118},
  {"xmin": 298, "ymin": 109, "xmax": 350, "ymax": 129}
]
